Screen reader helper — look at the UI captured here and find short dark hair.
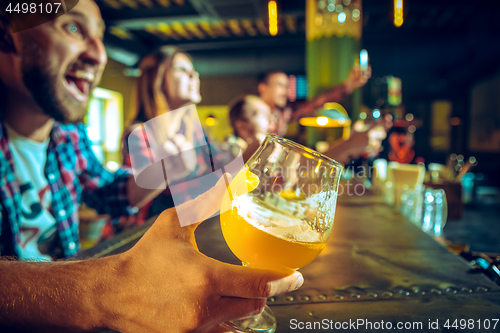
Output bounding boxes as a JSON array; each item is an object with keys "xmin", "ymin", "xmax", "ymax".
[
  {"xmin": 257, "ymin": 70, "xmax": 287, "ymax": 85},
  {"xmin": 228, "ymin": 94, "xmax": 263, "ymax": 138},
  {"xmin": 228, "ymin": 95, "xmax": 250, "ymax": 138}
]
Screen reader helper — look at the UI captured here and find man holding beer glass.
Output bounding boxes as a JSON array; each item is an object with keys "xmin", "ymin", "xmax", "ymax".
[{"xmin": 0, "ymin": 1, "xmax": 303, "ymax": 331}]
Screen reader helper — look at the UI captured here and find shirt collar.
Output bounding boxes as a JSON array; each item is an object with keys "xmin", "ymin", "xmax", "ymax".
[
  {"xmin": 0, "ymin": 117, "xmax": 69, "ymax": 146},
  {"xmin": 49, "ymin": 121, "xmax": 70, "ymax": 145}
]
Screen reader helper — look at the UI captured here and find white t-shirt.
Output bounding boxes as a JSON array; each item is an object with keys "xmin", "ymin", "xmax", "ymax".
[{"xmin": 6, "ymin": 125, "xmax": 57, "ymax": 261}]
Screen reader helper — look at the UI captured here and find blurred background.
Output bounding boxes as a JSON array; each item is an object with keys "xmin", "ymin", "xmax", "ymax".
[
  {"xmin": 84, "ymin": 0, "xmax": 500, "ymax": 249},
  {"xmin": 89, "ymin": 0, "xmax": 500, "ymax": 172}
]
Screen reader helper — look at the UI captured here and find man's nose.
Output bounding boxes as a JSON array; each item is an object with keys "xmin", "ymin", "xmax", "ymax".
[
  {"xmin": 190, "ymin": 70, "xmax": 199, "ymax": 79},
  {"xmin": 82, "ymin": 36, "xmax": 107, "ymax": 67}
]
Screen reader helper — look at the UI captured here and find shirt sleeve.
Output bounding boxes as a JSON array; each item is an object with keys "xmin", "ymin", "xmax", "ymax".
[{"xmin": 76, "ymin": 124, "xmax": 136, "ymax": 218}]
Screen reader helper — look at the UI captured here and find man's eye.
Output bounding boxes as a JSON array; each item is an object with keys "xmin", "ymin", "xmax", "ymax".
[{"xmin": 65, "ymin": 24, "xmax": 83, "ymax": 37}]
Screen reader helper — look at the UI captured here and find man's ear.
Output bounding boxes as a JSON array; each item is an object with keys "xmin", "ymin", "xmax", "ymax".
[
  {"xmin": 257, "ymin": 82, "xmax": 266, "ymax": 96},
  {"xmin": 0, "ymin": 16, "xmax": 17, "ymax": 54}
]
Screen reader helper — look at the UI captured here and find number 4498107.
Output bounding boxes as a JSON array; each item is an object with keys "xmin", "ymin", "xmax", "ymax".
[
  {"xmin": 5, "ymin": 2, "xmax": 62, "ymax": 14},
  {"xmin": 443, "ymin": 319, "xmax": 498, "ymax": 330}
]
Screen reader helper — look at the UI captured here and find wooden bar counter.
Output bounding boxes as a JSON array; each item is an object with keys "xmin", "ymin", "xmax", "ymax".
[{"xmin": 82, "ymin": 191, "xmax": 500, "ymax": 332}]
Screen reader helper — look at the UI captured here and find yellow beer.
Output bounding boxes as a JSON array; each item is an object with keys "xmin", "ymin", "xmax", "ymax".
[
  {"xmin": 221, "ymin": 167, "xmax": 328, "ymax": 273},
  {"xmin": 220, "ymin": 206, "xmax": 327, "ymax": 274}
]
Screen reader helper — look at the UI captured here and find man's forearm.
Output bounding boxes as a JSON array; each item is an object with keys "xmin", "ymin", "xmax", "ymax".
[
  {"xmin": 309, "ymin": 82, "xmax": 350, "ymax": 110},
  {"xmin": 291, "ymin": 83, "xmax": 349, "ymax": 121},
  {"xmin": 0, "ymin": 257, "xmax": 119, "ymax": 332}
]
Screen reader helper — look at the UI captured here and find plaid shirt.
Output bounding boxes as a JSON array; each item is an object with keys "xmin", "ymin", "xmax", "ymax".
[
  {"xmin": 115, "ymin": 119, "xmax": 237, "ymax": 231},
  {"xmin": 0, "ymin": 121, "xmax": 133, "ymax": 258}
]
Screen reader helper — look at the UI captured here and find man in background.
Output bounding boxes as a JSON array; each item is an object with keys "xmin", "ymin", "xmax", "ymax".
[{"xmin": 258, "ymin": 65, "xmax": 372, "ymax": 136}]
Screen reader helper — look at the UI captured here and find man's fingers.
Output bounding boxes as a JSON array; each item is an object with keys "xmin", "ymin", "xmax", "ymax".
[
  {"xmin": 214, "ymin": 297, "xmax": 267, "ymax": 324},
  {"xmin": 212, "ymin": 263, "xmax": 303, "ymax": 299}
]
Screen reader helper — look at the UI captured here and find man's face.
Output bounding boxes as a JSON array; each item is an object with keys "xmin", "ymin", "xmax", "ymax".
[
  {"xmin": 263, "ymin": 73, "xmax": 289, "ymax": 108},
  {"xmin": 164, "ymin": 53, "xmax": 201, "ymax": 109},
  {"xmin": 17, "ymin": 0, "xmax": 107, "ymax": 123},
  {"xmin": 244, "ymin": 98, "xmax": 271, "ymax": 137}
]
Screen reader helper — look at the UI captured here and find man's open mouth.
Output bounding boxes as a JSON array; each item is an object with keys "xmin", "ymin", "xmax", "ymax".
[{"xmin": 64, "ymin": 70, "xmax": 95, "ymax": 102}]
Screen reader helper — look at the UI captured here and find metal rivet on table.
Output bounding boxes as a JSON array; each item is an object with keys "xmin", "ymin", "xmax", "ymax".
[
  {"xmin": 350, "ymin": 293, "xmax": 361, "ymax": 299},
  {"xmin": 421, "ymin": 291, "xmax": 426, "ymax": 295},
  {"xmin": 333, "ymin": 294, "xmax": 344, "ymax": 300},
  {"xmin": 367, "ymin": 292, "xmax": 378, "ymax": 298},
  {"xmin": 285, "ymin": 296, "xmax": 294, "ymax": 302},
  {"xmin": 301, "ymin": 295, "xmax": 310, "ymax": 301},
  {"xmin": 268, "ymin": 297, "xmax": 275, "ymax": 302},
  {"xmin": 476, "ymin": 286, "xmax": 488, "ymax": 292},
  {"xmin": 318, "ymin": 295, "xmax": 327, "ymax": 300},
  {"xmin": 383, "ymin": 291, "xmax": 393, "ymax": 297},
  {"xmin": 431, "ymin": 288, "xmax": 442, "ymax": 294},
  {"xmin": 461, "ymin": 287, "xmax": 472, "ymax": 293},
  {"xmin": 445, "ymin": 287, "xmax": 457, "ymax": 294}
]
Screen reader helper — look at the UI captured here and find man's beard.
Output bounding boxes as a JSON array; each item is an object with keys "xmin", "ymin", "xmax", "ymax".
[{"xmin": 21, "ymin": 44, "xmax": 88, "ymax": 124}]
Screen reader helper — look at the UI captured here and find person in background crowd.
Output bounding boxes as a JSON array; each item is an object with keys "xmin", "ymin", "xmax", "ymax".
[
  {"xmin": 228, "ymin": 94, "xmax": 272, "ymax": 161},
  {"xmin": 228, "ymin": 95, "xmax": 391, "ymax": 165},
  {"xmin": 258, "ymin": 66, "xmax": 372, "ymax": 137},
  {"xmin": 0, "ymin": 1, "xmax": 303, "ymax": 331},
  {"xmin": 117, "ymin": 46, "xmax": 234, "ymax": 231}
]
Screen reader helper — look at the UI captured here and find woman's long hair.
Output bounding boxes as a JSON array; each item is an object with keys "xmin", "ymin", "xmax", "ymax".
[{"xmin": 131, "ymin": 46, "xmax": 192, "ymax": 124}]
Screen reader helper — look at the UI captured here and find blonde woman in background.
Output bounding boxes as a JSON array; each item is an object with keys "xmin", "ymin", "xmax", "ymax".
[{"xmin": 109, "ymin": 46, "xmax": 230, "ymax": 235}]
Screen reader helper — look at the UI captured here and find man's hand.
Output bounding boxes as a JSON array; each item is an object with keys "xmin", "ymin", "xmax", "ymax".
[
  {"xmin": 106, "ymin": 174, "xmax": 304, "ymax": 333},
  {"xmin": 325, "ymin": 122, "xmax": 385, "ymax": 165},
  {"xmin": 344, "ymin": 64, "xmax": 372, "ymax": 93},
  {"xmin": 0, "ymin": 174, "xmax": 303, "ymax": 333}
]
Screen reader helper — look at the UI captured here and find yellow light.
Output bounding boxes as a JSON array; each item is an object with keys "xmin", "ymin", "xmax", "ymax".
[
  {"xmin": 300, "ymin": 117, "xmax": 352, "ymax": 128},
  {"xmin": 394, "ymin": 0, "xmax": 403, "ymax": 27},
  {"xmin": 268, "ymin": 1, "xmax": 278, "ymax": 36},
  {"xmin": 315, "ymin": 14, "xmax": 323, "ymax": 26},
  {"xmin": 317, "ymin": 116, "xmax": 329, "ymax": 126},
  {"xmin": 205, "ymin": 116, "xmax": 216, "ymax": 127}
]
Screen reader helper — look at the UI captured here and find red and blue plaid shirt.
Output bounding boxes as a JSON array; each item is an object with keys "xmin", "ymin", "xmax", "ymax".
[
  {"xmin": 0, "ymin": 121, "xmax": 134, "ymax": 258},
  {"xmin": 117, "ymin": 120, "xmax": 239, "ymax": 229}
]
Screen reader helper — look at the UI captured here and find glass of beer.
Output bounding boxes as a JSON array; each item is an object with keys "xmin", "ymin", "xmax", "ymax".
[{"xmin": 220, "ymin": 134, "xmax": 343, "ymax": 332}]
